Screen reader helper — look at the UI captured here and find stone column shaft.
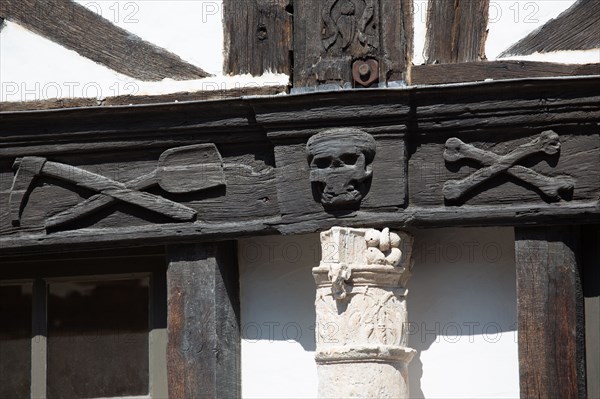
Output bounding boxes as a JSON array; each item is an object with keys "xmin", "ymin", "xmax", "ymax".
[{"xmin": 313, "ymin": 227, "xmax": 415, "ymax": 398}]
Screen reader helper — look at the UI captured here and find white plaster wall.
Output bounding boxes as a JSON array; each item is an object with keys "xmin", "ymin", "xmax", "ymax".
[
  {"xmin": 413, "ymin": 0, "xmax": 599, "ymax": 65},
  {"xmin": 239, "ymin": 227, "xmax": 519, "ymax": 399},
  {"xmin": 0, "ymin": 0, "xmax": 288, "ymax": 102},
  {"xmin": 408, "ymin": 227, "xmax": 519, "ymax": 399},
  {"xmin": 239, "ymin": 234, "xmax": 320, "ymax": 399},
  {"xmin": 2, "ymin": 1, "xmax": 596, "ymax": 101}
]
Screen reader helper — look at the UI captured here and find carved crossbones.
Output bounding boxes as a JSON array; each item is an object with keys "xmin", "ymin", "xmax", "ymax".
[{"xmin": 443, "ymin": 130, "xmax": 575, "ymax": 201}]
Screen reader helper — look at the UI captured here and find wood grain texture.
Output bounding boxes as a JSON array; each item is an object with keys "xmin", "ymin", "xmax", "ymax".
[
  {"xmin": 500, "ymin": 0, "xmax": 600, "ymax": 57},
  {"xmin": 409, "ymin": 130, "xmax": 600, "ymax": 206},
  {"xmin": 0, "ymin": 144, "xmax": 279, "ymax": 235},
  {"xmin": 582, "ymin": 225, "xmax": 600, "ymax": 399},
  {"xmin": 166, "ymin": 242, "xmax": 240, "ymax": 399},
  {"xmin": 224, "ymin": 0, "xmax": 292, "ymax": 76},
  {"xmin": 293, "ymin": 0, "xmax": 412, "ymax": 88},
  {"xmin": 0, "ymin": 0, "xmax": 210, "ymax": 81},
  {"xmin": 272, "ymin": 134, "xmax": 407, "ymax": 220},
  {"xmin": 411, "ymin": 61, "xmax": 600, "ymax": 85},
  {"xmin": 0, "ymin": 77, "xmax": 599, "ymax": 253},
  {"xmin": 0, "ymin": 86, "xmax": 288, "ymax": 112},
  {"xmin": 424, "ymin": 0, "xmax": 489, "ymax": 64},
  {"xmin": 515, "ymin": 226, "xmax": 586, "ymax": 399}
]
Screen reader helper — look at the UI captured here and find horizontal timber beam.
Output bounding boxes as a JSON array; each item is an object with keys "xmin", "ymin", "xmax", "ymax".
[
  {"xmin": 0, "ymin": 76, "xmax": 599, "ymax": 256},
  {"xmin": 411, "ymin": 61, "xmax": 600, "ymax": 85}
]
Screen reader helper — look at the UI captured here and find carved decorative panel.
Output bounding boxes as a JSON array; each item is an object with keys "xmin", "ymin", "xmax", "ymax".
[
  {"xmin": 294, "ymin": 0, "xmax": 413, "ymax": 88},
  {"xmin": 443, "ymin": 131, "xmax": 576, "ymax": 202}
]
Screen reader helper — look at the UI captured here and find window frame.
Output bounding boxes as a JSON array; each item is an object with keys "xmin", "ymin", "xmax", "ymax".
[{"xmin": 0, "ymin": 250, "xmax": 168, "ymax": 399}]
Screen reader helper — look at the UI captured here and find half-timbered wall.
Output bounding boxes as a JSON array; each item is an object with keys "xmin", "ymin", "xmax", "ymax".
[
  {"xmin": 239, "ymin": 229, "xmax": 520, "ymax": 398},
  {"xmin": 1, "ymin": 1, "xmax": 597, "ymax": 103},
  {"xmin": 1, "ymin": 1, "xmax": 598, "ymax": 398}
]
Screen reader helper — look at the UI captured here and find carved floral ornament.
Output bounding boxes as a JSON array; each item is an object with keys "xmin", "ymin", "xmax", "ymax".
[{"xmin": 306, "ymin": 128, "xmax": 376, "ymax": 210}]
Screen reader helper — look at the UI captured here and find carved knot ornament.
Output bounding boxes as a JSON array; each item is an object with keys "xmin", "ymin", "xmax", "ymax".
[{"xmin": 306, "ymin": 128, "xmax": 376, "ymax": 210}]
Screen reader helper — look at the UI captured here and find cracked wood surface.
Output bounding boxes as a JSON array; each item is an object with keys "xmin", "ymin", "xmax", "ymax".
[
  {"xmin": 224, "ymin": 0, "xmax": 292, "ymax": 76},
  {"xmin": 500, "ymin": 0, "xmax": 600, "ymax": 57},
  {"xmin": 411, "ymin": 61, "xmax": 600, "ymax": 85},
  {"xmin": 0, "ymin": 0, "xmax": 210, "ymax": 81},
  {"xmin": 0, "ymin": 77, "xmax": 598, "ymax": 254},
  {"xmin": 515, "ymin": 226, "xmax": 586, "ymax": 399},
  {"xmin": 167, "ymin": 242, "xmax": 240, "ymax": 399},
  {"xmin": 423, "ymin": 0, "xmax": 490, "ymax": 64}
]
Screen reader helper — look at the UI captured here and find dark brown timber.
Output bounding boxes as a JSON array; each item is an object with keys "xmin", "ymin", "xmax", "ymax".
[
  {"xmin": 424, "ymin": 0, "xmax": 490, "ymax": 64},
  {"xmin": 582, "ymin": 225, "xmax": 600, "ymax": 399},
  {"xmin": 0, "ymin": 77, "xmax": 599, "ymax": 255},
  {"xmin": 411, "ymin": 61, "xmax": 600, "ymax": 85},
  {"xmin": 0, "ymin": 0, "xmax": 210, "ymax": 81},
  {"xmin": 515, "ymin": 226, "xmax": 586, "ymax": 399},
  {"xmin": 500, "ymin": 0, "xmax": 600, "ymax": 57},
  {"xmin": 166, "ymin": 242, "xmax": 240, "ymax": 399},
  {"xmin": 224, "ymin": 0, "xmax": 292, "ymax": 76},
  {"xmin": 0, "ymin": 86, "xmax": 288, "ymax": 112},
  {"xmin": 293, "ymin": 0, "xmax": 413, "ymax": 88}
]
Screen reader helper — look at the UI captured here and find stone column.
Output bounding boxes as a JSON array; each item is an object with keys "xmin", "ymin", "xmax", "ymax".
[{"xmin": 313, "ymin": 227, "xmax": 415, "ymax": 398}]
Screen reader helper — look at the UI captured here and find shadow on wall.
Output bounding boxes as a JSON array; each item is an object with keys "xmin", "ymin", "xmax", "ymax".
[
  {"xmin": 407, "ymin": 227, "xmax": 519, "ymax": 399},
  {"xmin": 238, "ymin": 233, "xmax": 320, "ymax": 399},
  {"xmin": 238, "ymin": 228, "xmax": 519, "ymax": 399}
]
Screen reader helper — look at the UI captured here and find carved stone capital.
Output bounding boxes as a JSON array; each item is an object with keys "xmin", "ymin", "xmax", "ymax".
[{"xmin": 313, "ymin": 226, "xmax": 415, "ymax": 398}]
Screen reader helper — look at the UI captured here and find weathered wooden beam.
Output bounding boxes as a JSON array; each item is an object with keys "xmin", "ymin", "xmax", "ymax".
[
  {"xmin": 582, "ymin": 225, "xmax": 600, "ymax": 399},
  {"xmin": 223, "ymin": 0, "xmax": 292, "ymax": 76},
  {"xmin": 0, "ymin": 0, "xmax": 211, "ymax": 81},
  {"xmin": 411, "ymin": 61, "xmax": 600, "ymax": 85},
  {"xmin": 500, "ymin": 0, "xmax": 600, "ymax": 57},
  {"xmin": 0, "ymin": 77, "xmax": 598, "ymax": 255},
  {"xmin": 515, "ymin": 226, "xmax": 586, "ymax": 399},
  {"xmin": 293, "ymin": 0, "xmax": 413, "ymax": 88},
  {"xmin": 0, "ymin": 85, "xmax": 288, "ymax": 112},
  {"xmin": 424, "ymin": 0, "xmax": 489, "ymax": 64},
  {"xmin": 166, "ymin": 242, "xmax": 240, "ymax": 399}
]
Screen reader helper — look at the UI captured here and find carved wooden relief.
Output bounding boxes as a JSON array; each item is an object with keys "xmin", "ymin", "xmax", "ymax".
[
  {"xmin": 321, "ymin": 0, "xmax": 378, "ymax": 55},
  {"xmin": 306, "ymin": 128, "xmax": 376, "ymax": 210},
  {"xmin": 0, "ymin": 77, "xmax": 598, "ymax": 253},
  {"xmin": 294, "ymin": 0, "xmax": 413, "ymax": 88},
  {"xmin": 9, "ymin": 144, "xmax": 225, "ymax": 229},
  {"xmin": 443, "ymin": 131, "xmax": 576, "ymax": 202},
  {"xmin": 2, "ymin": 141, "xmax": 279, "ymax": 235}
]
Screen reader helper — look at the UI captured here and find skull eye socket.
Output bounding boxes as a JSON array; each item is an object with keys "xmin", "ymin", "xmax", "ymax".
[
  {"xmin": 340, "ymin": 153, "xmax": 358, "ymax": 165},
  {"xmin": 314, "ymin": 156, "xmax": 333, "ymax": 169}
]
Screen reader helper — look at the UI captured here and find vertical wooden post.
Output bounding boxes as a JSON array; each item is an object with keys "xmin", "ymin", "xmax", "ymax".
[
  {"xmin": 223, "ymin": 0, "xmax": 292, "ymax": 76},
  {"xmin": 515, "ymin": 226, "xmax": 586, "ymax": 399},
  {"xmin": 424, "ymin": 0, "xmax": 490, "ymax": 64},
  {"xmin": 582, "ymin": 225, "xmax": 600, "ymax": 399},
  {"xmin": 166, "ymin": 242, "xmax": 240, "ymax": 399}
]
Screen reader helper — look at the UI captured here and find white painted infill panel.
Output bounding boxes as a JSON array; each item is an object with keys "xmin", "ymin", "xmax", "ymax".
[
  {"xmin": 0, "ymin": 1, "xmax": 288, "ymax": 102},
  {"xmin": 413, "ymin": 0, "xmax": 597, "ymax": 65},
  {"xmin": 239, "ymin": 228, "xmax": 519, "ymax": 399}
]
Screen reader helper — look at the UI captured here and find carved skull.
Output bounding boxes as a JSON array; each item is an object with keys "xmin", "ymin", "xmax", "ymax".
[{"xmin": 306, "ymin": 128, "xmax": 376, "ymax": 210}]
